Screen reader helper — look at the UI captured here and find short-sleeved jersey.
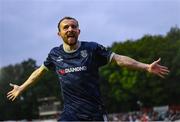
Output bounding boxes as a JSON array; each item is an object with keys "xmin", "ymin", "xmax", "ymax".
[{"xmin": 44, "ymin": 41, "xmax": 114, "ymax": 117}]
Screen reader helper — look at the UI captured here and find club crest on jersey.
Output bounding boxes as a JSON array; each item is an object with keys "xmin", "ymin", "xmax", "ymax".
[{"xmin": 80, "ymin": 50, "xmax": 88, "ymax": 58}]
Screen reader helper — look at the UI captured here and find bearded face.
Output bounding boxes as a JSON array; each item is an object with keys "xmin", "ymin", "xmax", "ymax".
[{"xmin": 58, "ymin": 19, "xmax": 80, "ymax": 46}]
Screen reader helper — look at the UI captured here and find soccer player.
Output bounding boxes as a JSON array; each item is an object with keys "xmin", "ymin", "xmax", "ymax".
[{"xmin": 7, "ymin": 16, "xmax": 169, "ymax": 121}]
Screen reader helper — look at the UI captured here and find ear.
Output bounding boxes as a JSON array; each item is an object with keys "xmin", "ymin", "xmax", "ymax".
[
  {"xmin": 57, "ymin": 32, "xmax": 61, "ymax": 36},
  {"xmin": 78, "ymin": 29, "xmax": 81, "ymax": 35}
]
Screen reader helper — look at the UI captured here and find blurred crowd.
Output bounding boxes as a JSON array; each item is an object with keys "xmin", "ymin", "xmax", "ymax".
[{"xmin": 108, "ymin": 110, "xmax": 180, "ymax": 121}]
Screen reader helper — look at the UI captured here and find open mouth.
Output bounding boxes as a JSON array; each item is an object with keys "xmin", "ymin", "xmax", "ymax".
[
  {"xmin": 67, "ymin": 32, "xmax": 75, "ymax": 38},
  {"xmin": 68, "ymin": 35, "xmax": 74, "ymax": 37},
  {"xmin": 67, "ymin": 35, "xmax": 75, "ymax": 38}
]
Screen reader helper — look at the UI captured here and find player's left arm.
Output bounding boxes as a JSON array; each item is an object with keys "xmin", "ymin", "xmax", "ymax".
[{"xmin": 112, "ymin": 53, "xmax": 170, "ymax": 78}]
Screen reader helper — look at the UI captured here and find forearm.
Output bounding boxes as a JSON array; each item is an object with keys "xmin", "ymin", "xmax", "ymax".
[
  {"xmin": 19, "ymin": 65, "xmax": 47, "ymax": 92},
  {"xmin": 113, "ymin": 54, "xmax": 149, "ymax": 71}
]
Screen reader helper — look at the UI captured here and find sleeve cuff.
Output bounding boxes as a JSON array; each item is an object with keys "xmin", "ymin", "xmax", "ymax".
[
  {"xmin": 41, "ymin": 64, "xmax": 49, "ymax": 71},
  {"xmin": 109, "ymin": 52, "xmax": 115, "ymax": 63}
]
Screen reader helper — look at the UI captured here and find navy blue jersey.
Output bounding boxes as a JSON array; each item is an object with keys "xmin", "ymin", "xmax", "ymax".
[{"xmin": 44, "ymin": 41, "xmax": 113, "ymax": 119}]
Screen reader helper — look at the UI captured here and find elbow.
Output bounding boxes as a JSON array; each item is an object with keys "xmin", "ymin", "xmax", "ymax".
[{"xmin": 114, "ymin": 54, "xmax": 126, "ymax": 66}]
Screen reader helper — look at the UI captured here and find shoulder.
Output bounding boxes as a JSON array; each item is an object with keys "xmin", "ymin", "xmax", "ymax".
[
  {"xmin": 49, "ymin": 45, "xmax": 63, "ymax": 55},
  {"xmin": 80, "ymin": 41, "xmax": 99, "ymax": 49}
]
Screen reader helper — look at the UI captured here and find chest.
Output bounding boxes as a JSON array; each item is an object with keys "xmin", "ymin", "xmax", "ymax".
[
  {"xmin": 55, "ymin": 49, "xmax": 91, "ymax": 66},
  {"xmin": 52, "ymin": 49, "xmax": 98, "ymax": 76}
]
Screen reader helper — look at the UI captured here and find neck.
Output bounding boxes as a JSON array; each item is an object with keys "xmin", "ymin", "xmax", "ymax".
[{"xmin": 63, "ymin": 41, "xmax": 80, "ymax": 53}]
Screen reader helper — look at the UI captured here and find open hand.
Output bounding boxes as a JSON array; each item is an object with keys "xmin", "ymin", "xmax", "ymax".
[
  {"xmin": 147, "ymin": 58, "xmax": 170, "ymax": 78},
  {"xmin": 7, "ymin": 83, "xmax": 22, "ymax": 101}
]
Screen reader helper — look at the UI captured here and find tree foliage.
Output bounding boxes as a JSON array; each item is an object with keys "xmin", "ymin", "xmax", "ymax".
[{"xmin": 100, "ymin": 26, "xmax": 180, "ymax": 112}]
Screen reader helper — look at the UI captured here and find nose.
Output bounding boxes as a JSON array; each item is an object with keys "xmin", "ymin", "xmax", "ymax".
[{"xmin": 67, "ymin": 26, "xmax": 73, "ymax": 31}]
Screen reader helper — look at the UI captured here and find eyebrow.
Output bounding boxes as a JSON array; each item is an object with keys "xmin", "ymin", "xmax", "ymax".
[{"xmin": 61, "ymin": 23, "xmax": 78, "ymax": 28}]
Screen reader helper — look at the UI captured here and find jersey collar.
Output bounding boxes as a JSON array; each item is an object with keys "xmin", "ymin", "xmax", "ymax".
[{"xmin": 63, "ymin": 41, "xmax": 81, "ymax": 53}]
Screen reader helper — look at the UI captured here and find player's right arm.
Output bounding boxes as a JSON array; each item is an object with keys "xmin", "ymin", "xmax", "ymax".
[{"xmin": 7, "ymin": 65, "xmax": 48, "ymax": 101}]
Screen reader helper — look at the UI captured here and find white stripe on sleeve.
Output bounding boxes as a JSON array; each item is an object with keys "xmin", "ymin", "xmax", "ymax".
[{"xmin": 109, "ymin": 52, "xmax": 115, "ymax": 63}]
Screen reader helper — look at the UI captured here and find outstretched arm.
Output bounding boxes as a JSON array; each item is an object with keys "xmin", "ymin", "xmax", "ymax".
[
  {"xmin": 7, "ymin": 65, "xmax": 48, "ymax": 101},
  {"xmin": 112, "ymin": 53, "xmax": 169, "ymax": 78}
]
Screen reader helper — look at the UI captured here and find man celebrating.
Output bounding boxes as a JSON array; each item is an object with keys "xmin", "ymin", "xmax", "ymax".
[{"xmin": 7, "ymin": 16, "xmax": 169, "ymax": 121}]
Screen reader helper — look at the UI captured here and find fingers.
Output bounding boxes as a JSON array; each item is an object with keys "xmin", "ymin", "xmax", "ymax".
[
  {"xmin": 7, "ymin": 90, "xmax": 14, "ymax": 99},
  {"xmin": 157, "ymin": 68, "xmax": 170, "ymax": 78},
  {"xmin": 7, "ymin": 95, "xmax": 14, "ymax": 101},
  {"xmin": 155, "ymin": 60, "xmax": 170, "ymax": 78},
  {"xmin": 12, "ymin": 96, "xmax": 16, "ymax": 101},
  {"xmin": 158, "ymin": 73, "xmax": 165, "ymax": 79},
  {"xmin": 152, "ymin": 67, "xmax": 169, "ymax": 78},
  {"xmin": 7, "ymin": 83, "xmax": 17, "ymax": 101},
  {"xmin": 7, "ymin": 91, "xmax": 13, "ymax": 97},
  {"xmin": 7, "ymin": 83, "xmax": 22, "ymax": 101},
  {"xmin": 157, "ymin": 64, "xmax": 168, "ymax": 69},
  {"xmin": 7, "ymin": 92, "xmax": 17, "ymax": 101},
  {"xmin": 161, "ymin": 67, "xmax": 170, "ymax": 75},
  {"xmin": 161, "ymin": 69, "xmax": 170, "ymax": 75},
  {"xmin": 160, "ymin": 70, "xmax": 169, "ymax": 74},
  {"xmin": 7, "ymin": 93, "xmax": 16, "ymax": 101},
  {"xmin": 9, "ymin": 83, "xmax": 15, "ymax": 87},
  {"xmin": 158, "ymin": 65, "xmax": 169, "ymax": 73},
  {"xmin": 155, "ymin": 58, "xmax": 161, "ymax": 64}
]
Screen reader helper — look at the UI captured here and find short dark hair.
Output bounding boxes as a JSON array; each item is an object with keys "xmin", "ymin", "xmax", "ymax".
[{"xmin": 58, "ymin": 16, "xmax": 79, "ymax": 32}]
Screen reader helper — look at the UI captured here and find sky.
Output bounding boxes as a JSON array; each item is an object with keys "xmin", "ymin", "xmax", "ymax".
[{"xmin": 0, "ymin": 0, "xmax": 180, "ymax": 68}]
